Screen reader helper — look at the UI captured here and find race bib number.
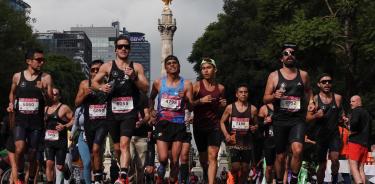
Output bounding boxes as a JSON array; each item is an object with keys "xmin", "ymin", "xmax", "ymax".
[
  {"xmin": 45, "ymin": 130, "xmax": 59, "ymax": 141},
  {"xmin": 89, "ymin": 104, "xmax": 107, "ymax": 119},
  {"xmin": 18, "ymin": 98, "xmax": 39, "ymax": 114},
  {"xmin": 280, "ymin": 96, "xmax": 301, "ymax": 112},
  {"xmin": 160, "ymin": 94, "xmax": 182, "ymax": 111},
  {"xmin": 111, "ymin": 97, "xmax": 134, "ymax": 113},
  {"xmin": 231, "ymin": 117, "xmax": 250, "ymax": 131}
]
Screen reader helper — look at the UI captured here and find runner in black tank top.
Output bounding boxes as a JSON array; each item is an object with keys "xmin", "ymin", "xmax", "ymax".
[
  {"xmin": 75, "ymin": 59, "xmax": 108, "ymax": 183},
  {"xmin": 220, "ymin": 84, "xmax": 258, "ymax": 184},
  {"xmin": 44, "ymin": 88, "xmax": 74, "ymax": 184},
  {"xmin": 258, "ymin": 104, "xmax": 276, "ymax": 184},
  {"xmin": 91, "ymin": 36, "xmax": 149, "ymax": 183},
  {"xmin": 7, "ymin": 49, "xmax": 53, "ymax": 183},
  {"xmin": 263, "ymin": 43, "xmax": 313, "ymax": 184},
  {"xmin": 307, "ymin": 74, "xmax": 343, "ymax": 184}
]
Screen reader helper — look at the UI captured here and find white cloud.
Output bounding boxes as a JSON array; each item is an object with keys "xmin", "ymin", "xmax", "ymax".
[{"xmin": 24, "ymin": 0, "xmax": 224, "ymax": 81}]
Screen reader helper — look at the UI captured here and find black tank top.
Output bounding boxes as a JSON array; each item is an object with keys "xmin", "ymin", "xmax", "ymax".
[
  {"xmin": 273, "ymin": 69, "xmax": 306, "ymax": 126},
  {"xmin": 108, "ymin": 60, "xmax": 139, "ymax": 120},
  {"xmin": 14, "ymin": 71, "xmax": 45, "ymax": 129},
  {"xmin": 228, "ymin": 103, "xmax": 253, "ymax": 150},
  {"xmin": 83, "ymin": 80, "xmax": 107, "ymax": 123},
  {"xmin": 193, "ymin": 80, "xmax": 223, "ymax": 130},
  {"xmin": 45, "ymin": 104, "xmax": 68, "ymax": 147},
  {"xmin": 263, "ymin": 105, "xmax": 275, "ymax": 148},
  {"xmin": 315, "ymin": 93, "xmax": 340, "ymax": 137}
]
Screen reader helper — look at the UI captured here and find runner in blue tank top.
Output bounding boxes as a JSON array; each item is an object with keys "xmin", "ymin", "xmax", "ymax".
[{"xmin": 150, "ymin": 55, "xmax": 194, "ymax": 184}]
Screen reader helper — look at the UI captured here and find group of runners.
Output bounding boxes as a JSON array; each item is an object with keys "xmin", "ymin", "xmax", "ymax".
[{"xmin": 4, "ymin": 35, "xmax": 374, "ymax": 184}]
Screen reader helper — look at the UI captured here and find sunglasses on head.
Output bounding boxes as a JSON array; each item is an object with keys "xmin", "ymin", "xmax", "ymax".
[
  {"xmin": 282, "ymin": 50, "xmax": 295, "ymax": 56},
  {"xmin": 116, "ymin": 44, "xmax": 130, "ymax": 50},
  {"xmin": 320, "ymin": 80, "xmax": 332, "ymax": 84},
  {"xmin": 33, "ymin": 58, "xmax": 45, "ymax": 63},
  {"xmin": 90, "ymin": 67, "xmax": 100, "ymax": 73}
]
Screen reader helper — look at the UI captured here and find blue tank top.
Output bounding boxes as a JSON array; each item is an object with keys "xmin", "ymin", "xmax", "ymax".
[{"xmin": 157, "ymin": 77, "xmax": 185, "ymax": 124}]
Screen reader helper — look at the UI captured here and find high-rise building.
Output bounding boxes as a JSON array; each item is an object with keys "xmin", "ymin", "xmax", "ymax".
[
  {"xmin": 71, "ymin": 22, "xmax": 151, "ymax": 81},
  {"xmin": 35, "ymin": 31, "xmax": 92, "ymax": 77},
  {"xmin": 71, "ymin": 22, "xmax": 120, "ymax": 61},
  {"xmin": 127, "ymin": 32, "xmax": 151, "ymax": 81},
  {"xmin": 8, "ymin": 0, "xmax": 30, "ymax": 11}
]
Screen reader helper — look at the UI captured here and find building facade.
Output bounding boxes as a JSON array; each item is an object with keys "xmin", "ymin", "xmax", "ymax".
[
  {"xmin": 35, "ymin": 31, "xmax": 92, "ymax": 77},
  {"xmin": 8, "ymin": 0, "xmax": 30, "ymax": 11},
  {"xmin": 127, "ymin": 32, "xmax": 151, "ymax": 82}
]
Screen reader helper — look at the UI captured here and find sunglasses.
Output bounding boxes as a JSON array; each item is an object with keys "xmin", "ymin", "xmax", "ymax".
[
  {"xmin": 90, "ymin": 67, "xmax": 100, "ymax": 73},
  {"xmin": 116, "ymin": 44, "xmax": 131, "ymax": 50},
  {"xmin": 282, "ymin": 50, "xmax": 295, "ymax": 56},
  {"xmin": 33, "ymin": 58, "xmax": 45, "ymax": 63},
  {"xmin": 320, "ymin": 80, "xmax": 332, "ymax": 84}
]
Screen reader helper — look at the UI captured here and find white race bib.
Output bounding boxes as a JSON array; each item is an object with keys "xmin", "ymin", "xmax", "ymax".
[
  {"xmin": 280, "ymin": 96, "xmax": 301, "ymax": 112},
  {"xmin": 89, "ymin": 104, "xmax": 107, "ymax": 119},
  {"xmin": 18, "ymin": 98, "xmax": 39, "ymax": 114},
  {"xmin": 111, "ymin": 97, "xmax": 134, "ymax": 113},
  {"xmin": 160, "ymin": 94, "xmax": 182, "ymax": 110},
  {"xmin": 231, "ymin": 117, "xmax": 250, "ymax": 131},
  {"xmin": 45, "ymin": 130, "xmax": 59, "ymax": 141}
]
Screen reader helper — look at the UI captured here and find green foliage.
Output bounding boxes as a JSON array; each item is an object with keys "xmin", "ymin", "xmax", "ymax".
[
  {"xmin": 43, "ymin": 55, "xmax": 85, "ymax": 107},
  {"xmin": 189, "ymin": 0, "xmax": 375, "ymax": 111},
  {"xmin": 0, "ymin": 1, "xmax": 39, "ymax": 117}
]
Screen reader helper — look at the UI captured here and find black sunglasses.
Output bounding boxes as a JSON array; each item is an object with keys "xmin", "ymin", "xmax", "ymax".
[
  {"xmin": 282, "ymin": 50, "xmax": 295, "ymax": 56},
  {"xmin": 116, "ymin": 44, "xmax": 131, "ymax": 50},
  {"xmin": 90, "ymin": 67, "xmax": 100, "ymax": 73},
  {"xmin": 33, "ymin": 58, "xmax": 45, "ymax": 63},
  {"xmin": 320, "ymin": 80, "xmax": 332, "ymax": 84}
]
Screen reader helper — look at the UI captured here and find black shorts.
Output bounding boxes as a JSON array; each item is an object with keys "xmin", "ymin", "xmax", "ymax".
[
  {"xmin": 230, "ymin": 149, "xmax": 252, "ymax": 163},
  {"xmin": 273, "ymin": 122, "xmax": 305, "ymax": 154},
  {"xmin": 14, "ymin": 126, "xmax": 41, "ymax": 150},
  {"xmin": 264, "ymin": 146, "xmax": 276, "ymax": 166},
  {"xmin": 316, "ymin": 134, "xmax": 342, "ymax": 162},
  {"xmin": 45, "ymin": 145, "xmax": 67, "ymax": 165},
  {"xmin": 182, "ymin": 132, "xmax": 192, "ymax": 143},
  {"xmin": 194, "ymin": 128, "xmax": 222, "ymax": 152},
  {"xmin": 155, "ymin": 120, "xmax": 186, "ymax": 142},
  {"xmin": 109, "ymin": 117, "xmax": 137, "ymax": 144},
  {"xmin": 6, "ymin": 134, "xmax": 15, "ymax": 153},
  {"xmin": 86, "ymin": 121, "xmax": 109, "ymax": 150}
]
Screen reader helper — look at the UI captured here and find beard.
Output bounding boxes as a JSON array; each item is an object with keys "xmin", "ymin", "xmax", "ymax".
[{"xmin": 284, "ymin": 60, "xmax": 296, "ymax": 68}]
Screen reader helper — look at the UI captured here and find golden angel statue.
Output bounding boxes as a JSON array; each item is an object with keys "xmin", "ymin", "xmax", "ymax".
[{"xmin": 162, "ymin": 0, "xmax": 172, "ymax": 6}]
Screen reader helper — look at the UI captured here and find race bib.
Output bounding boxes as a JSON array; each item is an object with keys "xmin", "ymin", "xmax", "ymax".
[
  {"xmin": 111, "ymin": 97, "xmax": 134, "ymax": 113},
  {"xmin": 18, "ymin": 98, "xmax": 39, "ymax": 114},
  {"xmin": 89, "ymin": 104, "xmax": 107, "ymax": 119},
  {"xmin": 231, "ymin": 117, "xmax": 250, "ymax": 131},
  {"xmin": 280, "ymin": 96, "xmax": 301, "ymax": 112},
  {"xmin": 45, "ymin": 130, "xmax": 59, "ymax": 141},
  {"xmin": 160, "ymin": 94, "xmax": 182, "ymax": 111}
]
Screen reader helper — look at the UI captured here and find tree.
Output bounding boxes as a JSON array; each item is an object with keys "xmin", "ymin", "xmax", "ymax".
[
  {"xmin": 0, "ymin": 1, "xmax": 39, "ymax": 117},
  {"xmin": 43, "ymin": 55, "xmax": 86, "ymax": 107},
  {"xmin": 189, "ymin": 0, "xmax": 375, "ymax": 111}
]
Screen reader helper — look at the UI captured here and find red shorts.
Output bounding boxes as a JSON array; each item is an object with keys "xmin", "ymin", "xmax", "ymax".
[{"xmin": 347, "ymin": 142, "xmax": 368, "ymax": 163}]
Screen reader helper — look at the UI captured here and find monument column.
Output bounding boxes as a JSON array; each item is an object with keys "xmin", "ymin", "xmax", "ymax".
[{"xmin": 158, "ymin": 0, "xmax": 177, "ymax": 74}]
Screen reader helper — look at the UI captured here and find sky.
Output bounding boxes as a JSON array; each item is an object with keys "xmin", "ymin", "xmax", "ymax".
[{"xmin": 23, "ymin": 0, "xmax": 224, "ymax": 81}]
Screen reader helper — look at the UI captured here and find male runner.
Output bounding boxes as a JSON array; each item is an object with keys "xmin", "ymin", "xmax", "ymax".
[
  {"xmin": 263, "ymin": 43, "xmax": 313, "ymax": 184},
  {"xmin": 75, "ymin": 59, "xmax": 108, "ymax": 183},
  {"xmin": 92, "ymin": 35, "xmax": 149, "ymax": 184},
  {"xmin": 220, "ymin": 84, "xmax": 258, "ymax": 184},
  {"xmin": 7, "ymin": 48, "xmax": 53, "ymax": 184},
  {"xmin": 44, "ymin": 88, "xmax": 73, "ymax": 184},
  {"xmin": 149, "ymin": 55, "xmax": 194, "ymax": 183},
  {"xmin": 192, "ymin": 58, "xmax": 226, "ymax": 184},
  {"xmin": 307, "ymin": 73, "xmax": 343, "ymax": 184}
]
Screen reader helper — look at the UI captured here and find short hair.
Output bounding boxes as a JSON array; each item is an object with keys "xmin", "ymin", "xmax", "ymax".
[
  {"xmin": 25, "ymin": 48, "xmax": 43, "ymax": 60},
  {"xmin": 236, "ymin": 83, "xmax": 249, "ymax": 92},
  {"xmin": 317, "ymin": 73, "xmax": 333, "ymax": 82},
  {"xmin": 89, "ymin": 60, "xmax": 104, "ymax": 67},
  {"xmin": 115, "ymin": 35, "xmax": 131, "ymax": 48},
  {"xmin": 164, "ymin": 55, "xmax": 180, "ymax": 66}
]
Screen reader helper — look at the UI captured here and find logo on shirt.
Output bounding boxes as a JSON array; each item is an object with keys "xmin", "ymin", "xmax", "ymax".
[
  {"xmin": 297, "ymin": 82, "xmax": 302, "ymax": 86},
  {"xmin": 112, "ymin": 71, "xmax": 119, "ymax": 78},
  {"xmin": 20, "ymin": 81, "xmax": 26, "ymax": 88}
]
